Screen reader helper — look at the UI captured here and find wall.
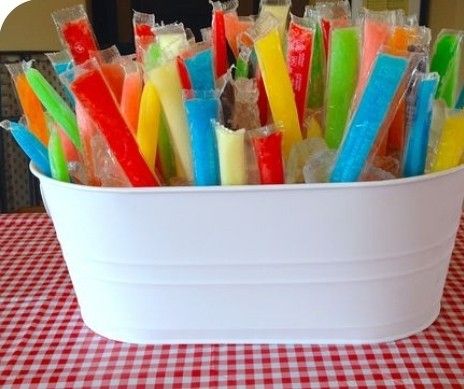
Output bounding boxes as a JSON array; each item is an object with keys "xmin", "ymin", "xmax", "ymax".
[{"xmin": 0, "ymin": 0, "xmax": 88, "ymax": 52}]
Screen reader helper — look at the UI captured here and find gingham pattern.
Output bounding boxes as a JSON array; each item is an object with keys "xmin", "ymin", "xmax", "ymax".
[{"xmin": 1, "ymin": 213, "xmax": 463, "ymax": 388}]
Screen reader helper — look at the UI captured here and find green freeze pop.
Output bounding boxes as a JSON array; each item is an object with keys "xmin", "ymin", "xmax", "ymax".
[
  {"xmin": 235, "ymin": 56, "xmax": 249, "ymax": 79},
  {"xmin": 48, "ymin": 129, "xmax": 70, "ymax": 183},
  {"xmin": 324, "ymin": 26, "xmax": 361, "ymax": 149},
  {"xmin": 157, "ymin": 111, "xmax": 176, "ymax": 182},
  {"xmin": 308, "ymin": 22, "xmax": 325, "ymax": 109},
  {"xmin": 25, "ymin": 68, "xmax": 82, "ymax": 151},
  {"xmin": 430, "ymin": 30, "xmax": 463, "ymax": 108}
]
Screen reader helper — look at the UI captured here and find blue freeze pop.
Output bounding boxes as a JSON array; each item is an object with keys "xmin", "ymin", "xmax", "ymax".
[
  {"xmin": 403, "ymin": 73, "xmax": 439, "ymax": 177},
  {"xmin": 330, "ymin": 53, "xmax": 409, "ymax": 183},
  {"xmin": 185, "ymin": 49, "xmax": 215, "ymax": 91},
  {"xmin": 184, "ymin": 94, "xmax": 220, "ymax": 185},
  {"xmin": 1, "ymin": 120, "xmax": 51, "ymax": 176},
  {"xmin": 456, "ymin": 86, "xmax": 464, "ymax": 109}
]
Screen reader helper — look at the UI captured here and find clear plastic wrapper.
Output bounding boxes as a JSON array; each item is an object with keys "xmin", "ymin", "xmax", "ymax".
[
  {"xmin": 247, "ymin": 13, "xmax": 302, "ymax": 157},
  {"xmin": 211, "ymin": 1, "xmax": 229, "ymax": 78},
  {"xmin": 133, "ymin": 11, "xmax": 155, "ymax": 62},
  {"xmin": 220, "ymin": 75, "xmax": 235, "ymax": 129},
  {"xmin": 52, "ymin": 5, "xmax": 99, "ymax": 65},
  {"xmin": 0, "ymin": 120, "xmax": 51, "ymax": 177},
  {"xmin": 331, "ymin": 52, "xmax": 410, "ymax": 183},
  {"xmin": 402, "ymin": 74, "xmax": 440, "ymax": 177},
  {"xmin": 96, "ymin": 46, "xmax": 125, "ymax": 102},
  {"xmin": 303, "ymin": 143, "xmax": 337, "ymax": 184},
  {"xmin": 45, "ymin": 50, "xmax": 76, "ymax": 107},
  {"xmin": 6, "ymin": 62, "xmax": 49, "ymax": 145},
  {"xmin": 215, "ymin": 122, "xmax": 247, "ymax": 185},
  {"xmin": 183, "ymin": 90, "xmax": 220, "ymax": 186},
  {"xmin": 67, "ymin": 58, "xmax": 159, "ymax": 187},
  {"xmin": 149, "ymin": 58, "xmax": 193, "ymax": 181},
  {"xmin": 324, "ymin": 26, "xmax": 361, "ymax": 150},
  {"xmin": 183, "ymin": 42, "xmax": 215, "ymax": 91},
  {"xmin": 201, "ymin": 27, "xmax": 212, "ymax": 42},
  {"xmin": 223, "ymin": 0, "xmax": 253, "ymax": 58},
  {"xmin": 430, "ymin": 29, "xmax": 463, "ymax": 108},
  {"xmin": 259, "ymin": 0, "xmax": 291, "ymax": 45},
  {"xmin": 249, "ymin": 123, "xmax": 284, "ymax": 185},
  {"xmin": 287, "ymin": 14, "xmax": 314, "ymax": 128},
  {"xmin": 231, "ymin": 78, "xmax": 260, "ymax": 130},
  {"xmin": 286, "ymin": 137, "xmax": 328, "ymax": 184}
]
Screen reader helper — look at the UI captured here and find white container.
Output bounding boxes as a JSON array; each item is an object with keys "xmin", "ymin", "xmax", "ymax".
[{"xmin": 31, "ymin": 164, "xmax": 464, "ymax": 344}]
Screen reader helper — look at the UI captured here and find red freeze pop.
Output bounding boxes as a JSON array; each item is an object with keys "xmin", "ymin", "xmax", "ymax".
[
  {"xmin": 287, "ymin": 19, "xmax": 314, "ymax": 128},
  {"xmin": 53, "ymin": 6, "xmax": 98, "ymax": 65},
  {"xmin": 71, "ymin": 61, "xmax": 159, "ymax": 187},
  {"xmin": 256, "ymin": 71, "xmax": 269, "ymax": 126},
  {"xmin": 252, "ymin": 130, "xmax": 284, "ymax": 185},
  {"xmin": 212, "ymin": 4, "xmax": 228, "ymax": 78},
  {"xmin": 176, "ymin": 56, "xmax": 193, "ymax": 90}
]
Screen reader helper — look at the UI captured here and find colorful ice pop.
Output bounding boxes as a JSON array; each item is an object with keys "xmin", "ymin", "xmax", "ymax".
[
  {"xmin": 45, "ymin": 50, "xmax": 75, "ymax": 107},
  {"xmin": 48, "ymin": 127, "xmax": 70, "ymax": 183},
  {"xmin": 184, "ymin": 91, "xmax": 220, "ymax": 186},
  {"xmin": 70, "ymin": 59, "xmax": 159, "ymax": 187},
  {"xmin": 430, "ymin": 30, "xmax": 463, "ymax": 108},
  {"xmin": 97, "ymin": 46, "xmax": 125, "ymax": 103},
  {"xmin": 250, "ymin": 14, "xmax": 302, "ymax": 157},
  {"xmin": 260, "ymin": 0, "xmax": 291, "ymax": 45},
  {"xmin": 224, "ymin": 3, "xmax": 253, "ymax": 58},
  {"xmin": 0, "ymin": 120, "xmax": 51, "ymax": 176},
  {"xmin": 121, "ymin": 62, "xmax": 143, "ymax": 133},
  {"xmin": 287, "ymin": 15, "xmax": 314, "ymax": 128},
  {"xmin": 149, "ymin": 59, "xmax": 193, "ymax": 181},
  {"xmin": 137, "ymin": 81, "xmax": 161, "ymax": 171},
  {"xmin": 324, "ymin": 26, "xmax": 360, "ymax": 149},
  {"xmin": 250, "ymin": 124, "xmax": 284, "ymax": 185},
  {"xmin": 184, "ymin": 46, "xmax": 215, "ymax": 91},
  {"xmin": 211, "ymin": 1, "xmax": 229, "ymax": 78},
  {"xmin": 235, "ymin": 46, "xmax": 251, "ymax": 79},
  {"xmin": 331, "ymin": 53, "xmax": 409, "ymax": 183},
  {"xmin": 133, "ymin": 11, "xmax": 156, "ymax": 62},
  {"xmin": 52, "ymin": 5, "xmax": 99, "ymax": 65},
  {"xmin": 403, "ymin": 73, "xmax": 439, "ymax": 177},
  {"xmin": 430, "ymin": 111, "xmax": 464, "ymax": 173},
  {"xmin": 25, "ymin": 67, "xmax": 81, "ymax": 151},
  {"xmin": 6, "ymin": 63, "xmax": 49, "ymax": 145},
  {"xmin": 176, "ymin": 57, "xmax": 193, "ymax": 90},
  {"xmin": 215, "ymin": 123, "xmax": 247, "ymax": 185}
]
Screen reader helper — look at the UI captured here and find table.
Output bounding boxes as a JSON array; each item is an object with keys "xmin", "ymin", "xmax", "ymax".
[{"xmin": 1, "ymin": 213, "xmax": 463, "ymax": 388}]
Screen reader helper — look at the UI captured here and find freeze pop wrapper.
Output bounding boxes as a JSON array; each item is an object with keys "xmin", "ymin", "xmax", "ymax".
[
  {"xmin": 133, "ymin": 11, "xmax": 156, "ymax": 62},
  {"xmin": 231, "ymin": 78, "xmax": 260, "ymax": 130},
  {"xmin": 250, "ymin": 124, "xmax": 284, "ymax": 185},
  {"xmin": 48, "ymin": 127, "xmax": 70, "ymax": 183},
  {"xmin": 215, "ymin": 122, "xmax": 247, "ymax": 185},
  {"xmin": 220, "ymin": 78, "xmax": 235, "ymax": 129},
  {"xmin": 224, "ymin": 4, "xmax": 254, "ymax": 58},
  {"xmin": 456, "ymin": 86, "xmax": 464, "ymax": 109},
  {"xmin": 304, "ymin": 6, "xmax": 325, "ymax": 110},
  {"xmin": 0, "ymin": 120, "xmax": 51, "ymax": 177},
  {"xmin": 25, "ymin": 66, "xmax": 81, "ymax": 152},
  {"xmin": 286, "ymin": 137, "xmax": 328, "ymax": 184},
  {"xmin": 356, "ymin": 9, "xmax": 396, "ymax": 99},
  {"xmin": 154, "ymin": 23, "xmax": 188, "ymax": 58},
  {"xmin": 303, "ymin": 140, "xmax": 337, "ymax": 184},
  {"xmin": 235, "ymin": 48, "xmax": 250, "ymax": 79},
  {"xmin": 330, "ymin": 53, "xmax": 409, "ymax": 183},
  {"xmin": 120, "ymin": 61, "xmax": 143, "ymax": 134},
  {"xmin": 430, "ymin": 30, "xmax": 463, "ymax": 108},
  {"xmin": 45, "ymin": 51, "xmax": 75, "ymax": 107},
  {"xmin": 259, "ymin": 0, "xmax": 290, "ymax": 46},
  {"xmin": 211, "ymin": 1, "xmax": 229, "ymax": 78},
  {"xmin": 324, "ymin": 26, "xmax": 360, "ymax": 150},
  {"xmin": 183, "ymin": 91, "xmax": 220, "ymax": 186},
  {"xmin": 6, "ymin": 63, "xmax": 49, "ymax": 145},
  {"xmin": 96, "ymin": 46, "xmax": 125, "ymax": 103},
  {"xmin": 46, "ymin": 114, "xmax": 80, "ymax": 163},
  {"xmin": 149, "ymin": 59, "xmax": 193, "ymax": 181},
  {"xmin": 386, "ymin": 25, "xmax": 431, "ymax": 56},
  {"xmin": 137, "ymin": 80, "xmax": 161, "ymax": 171},
  {"xmin": 69, "ymin": 58, "xmax": 159, "ymax": 187},
  {"xmin": 52, "ymin": 5, "xmax": 98, "ymax": 65},
  {"xmin": 403, "ymin": 73, "xmax": 439, "ymax": 177},
  {"xmin": 430, "ymin": 111, "xmax": 464, "ymax": 173},
  {"xmin": 184, "ymin": 44, "xmax": 215, "ymax": 91},
  {"xmin": 248, "ymin": 13, "xmax": 302, "ymax": 157},
  {"xmin": 201, "ymin": 27, "xmax": 212, "ymax": 43},
  {"xmin": 287, "ymin": 15, "xmax": 314, "ymax": 128}
]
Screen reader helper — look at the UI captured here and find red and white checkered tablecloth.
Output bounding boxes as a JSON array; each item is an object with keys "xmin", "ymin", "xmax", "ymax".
[{"xmin": 0, "ymin": 213, "xmax": 463, "ymax": 388}]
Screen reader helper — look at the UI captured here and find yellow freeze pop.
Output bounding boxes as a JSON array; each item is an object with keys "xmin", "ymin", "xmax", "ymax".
[
  {"xmin": 253, "ymin": 17, "xmax": 302, "ymax": 157},
  {"xmin": 260, "ymin": 0, "xmax": 291, "ymax": 44},
  {"xmin": 137, "ymin": 81, "xmax": 161, "ymax": 171},
  {"xmin": 215, "ymin": 123, "xmax": 247, "ymax": 185},
  {"xmin": 431, "ymin": 112, "xmax": 464, "ymax": 172},
  {"xmin": 149, "ymin": 60, "xmax": 192, "ymax": 181}
]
